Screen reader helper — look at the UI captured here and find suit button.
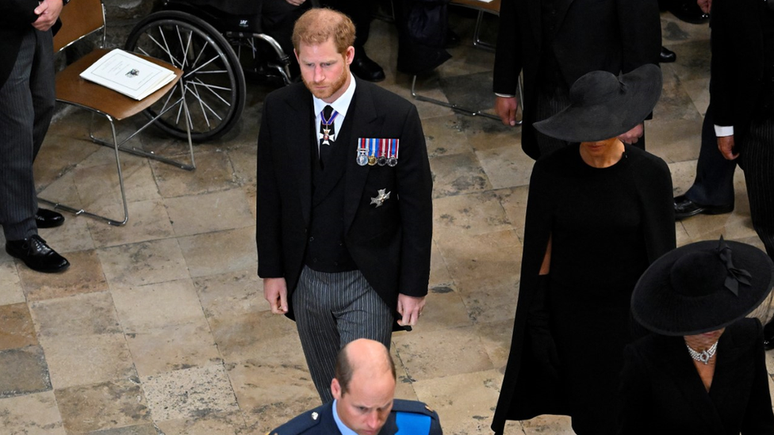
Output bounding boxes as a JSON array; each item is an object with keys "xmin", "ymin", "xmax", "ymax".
[{"xmin": 309, "ymin": 237, "xmax": 314, "ymax": 242}]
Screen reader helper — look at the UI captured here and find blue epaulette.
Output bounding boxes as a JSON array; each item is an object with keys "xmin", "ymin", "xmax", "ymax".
[
  {"xmin": 392, "ymin": 399, "xmax": 443, "ymax": 435},
  {"xmin": 266, "ymin": 404, "xmax": 325, "ymax": 435}
]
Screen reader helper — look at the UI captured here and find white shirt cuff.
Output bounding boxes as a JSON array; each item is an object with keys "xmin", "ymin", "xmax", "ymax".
[
  {"xmin": 495, "ymin": 93, "xmax": 516, "ymax": 98},
  {"xmin": 714, "ymin": 125, "xmax": 734, "ymax": 137}
]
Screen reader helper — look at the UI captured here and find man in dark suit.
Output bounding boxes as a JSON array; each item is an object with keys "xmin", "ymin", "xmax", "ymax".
[
  {"xmin": 268, "ymin": 339, "xmax": 442, "ymax": 435},
  {"xmin": 493, "ymin": 0, "xmax": 662, "ymax": 159},
  {"xmin": 256, "ymin": 8, "xmax": 432, "ymax": 403},
  {"xmin": 0, "ymin": 0, "xmax": 69, "ymax": 273},
  {"xmin": 709, "ymin": 0, "xmax": 774, "ymax": 347}
]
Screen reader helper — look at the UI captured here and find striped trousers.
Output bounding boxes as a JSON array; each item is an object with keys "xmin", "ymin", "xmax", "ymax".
[
  {"xmin": 742, "ymin": 117, "xmax": 774, "ymax": 260},
  {"xmin": 293, "ymin": 266, "xmax": 393, "ymax": 403},
  {"xmin": 0, "ymin": 29, "xmax": 55, "ymax": 240}
]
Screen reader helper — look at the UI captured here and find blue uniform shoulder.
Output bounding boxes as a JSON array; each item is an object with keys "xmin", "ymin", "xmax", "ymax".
[
  {"xmin": 391, "ymin": 399, "xmax": 443, "ymax": 435},
  {"xmin": 267, "ymin": 403, "xmax": 327, "ymax": 435}
]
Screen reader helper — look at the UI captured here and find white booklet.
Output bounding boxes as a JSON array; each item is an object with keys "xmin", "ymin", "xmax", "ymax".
[{"xmin": 79, "ymin": 49, "xmax": 177, "ymax": 101}]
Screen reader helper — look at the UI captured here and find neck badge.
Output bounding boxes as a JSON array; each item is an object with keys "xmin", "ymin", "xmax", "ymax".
[{"xmin": 319, "ymin": 110, "xmax": 338, "ymax": 146}]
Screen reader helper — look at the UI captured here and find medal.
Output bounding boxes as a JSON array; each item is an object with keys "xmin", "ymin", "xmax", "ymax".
[
  {"xmin": 319, "ymin": 109, "xmax": 338, "ymax": 146},
  {"xmin": 387, "ymin": 139, "xmax": 399, "ymax": 167},
  {"xmin": 368, "ymin": 138, "xmax": 377, "ymax": 166},
  {"xmin": 370, "ymin": 188, "xmax": 391, "ymax": 207},
  {"xmin": 356, "ymin": 138, "xmax": 368, "ymax": 166},
  {"xmin": 377, "ymin": 139, "xmax": 387, "ymax": 166}
]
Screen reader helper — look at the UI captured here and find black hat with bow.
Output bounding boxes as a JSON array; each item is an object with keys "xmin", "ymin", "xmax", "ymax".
[{"xmin": 631, "ymin": 237, "xmax": 774, "ymax": 336}]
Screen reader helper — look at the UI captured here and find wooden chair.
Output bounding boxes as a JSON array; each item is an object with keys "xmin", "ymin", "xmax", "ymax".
[{"xmin": 41, "ymin": 0, "xmax": 194, "ymax": 226}]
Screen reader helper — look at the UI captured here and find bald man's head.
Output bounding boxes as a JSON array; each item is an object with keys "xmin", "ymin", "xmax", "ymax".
[{"xmin": 331, "ymin": 339, "xmax": 397, "ymax": 435}]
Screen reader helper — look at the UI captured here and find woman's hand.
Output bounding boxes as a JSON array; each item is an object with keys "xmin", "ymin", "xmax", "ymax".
[{"xmin": 618, "ymin": 123, "xmax": 644, "ymax": 144}]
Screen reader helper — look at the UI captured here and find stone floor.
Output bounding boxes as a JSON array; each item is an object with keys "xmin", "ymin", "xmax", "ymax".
[{"xmin": 1, "ymin": 9, "xmax": 772, "ymax": 435}]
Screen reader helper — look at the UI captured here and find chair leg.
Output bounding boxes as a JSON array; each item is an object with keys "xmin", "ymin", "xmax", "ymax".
[
  {"xmin": 472, "ymin": 11, "xmax": 496, "ymax": 52},
  {"xmin": 39, "ymin": 117, "xmax": 129, "ymax": 226}
]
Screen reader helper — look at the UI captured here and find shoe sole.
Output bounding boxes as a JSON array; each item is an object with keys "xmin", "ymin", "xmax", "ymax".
[{"xmin": 675, "ymin": 206, "xmax": 734, "ymax": 220}]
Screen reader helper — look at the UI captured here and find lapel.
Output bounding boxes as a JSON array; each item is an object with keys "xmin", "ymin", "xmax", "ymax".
[
  {"xmin": 343, "ymin": 79, "xmax": 382, "ymax": 233},
  {"xmin": 552, "ymin": 0, "xmax": 575, "ymax": 39},
  {"xmin": 656, "ymin": 336, "xmax": 726, "ymax": 432},
  {"xmin": 321, "ymin": 402, "xmax": 345, "ymax": 434},
  {"xmin": 283, "ymin": 86, "xmax": 314, "ymax": 225},
  {"xmin": 708, "ymin": 326, "xmax": 754, "ymax": 420}
]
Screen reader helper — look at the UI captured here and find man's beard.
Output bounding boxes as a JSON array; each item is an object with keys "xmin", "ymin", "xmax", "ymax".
[{"xmin": 303, "ymin": 67, "xmax": 348, "ymax": 100}]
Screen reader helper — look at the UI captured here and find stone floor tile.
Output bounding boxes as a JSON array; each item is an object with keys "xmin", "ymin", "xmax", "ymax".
[
  {"xmin": 39, "ymin": 334, "xmax": 135, "ymax": 389},
  {"xmin": 165, "ymin": 188, "xmax": 254, "ymax": 237},
  {"xmin": 227, "ymin": 359, "xmax": 318, "ymax": 433},
  {"xmin": 458, "ymin": 280, "xmax": 519, "ymax": 325},
  {"xmin": 126, "ymin": 322, "xmax": 222, "ymax": 377},
  {"xmin": 429, "ymin": 240, "xmax": 453, "ymax": 288},
  {"xmin": 682, "ymin": 77, "xmax": 711, "ymax": 115},
  {"xmin": 209, "ymin": 309, "xmax": 303, "ymax": 364},
  {"xmin": 0, "ymin": 303, "xmax": 38, "ymax": 351},
  {"xmin": 0, "ymin": 259, "xmax": 24, "ymax": 306},
  {"xmin": 36, "ymin": 211, "xmax": 94, "ymax": 254},
  {"xmin": 412, "ymin": 370, "xmax": 503, "ymax": 435},
  {"xmin": 55, "ymin": 378, "xmax": 152, "ymax": 433},
  {"xmin": 413, "ymin": 286, "xmax": 473, "ymax": 333},
  {"xmin": 0, "ymin": 391, "xmax": 65, "ymax": 435},
  {"xmin": 194, "ymin": 269, "xmax": 268, "ymax": 321},
  {"xmin": 423, "ymin": 115, "xmax": 476, "ymax": 159},
  {"xmin": 152, "ymin": 149, "xmax": 238, "ymax": 198},
  {"xmin": 141, "ymin": 365, "xmax": 239, "ymax": 422},
  {"xmin": 495, "ymin": 186, "xmax": 529, "ymax": 243},
  {"xmin": 477, "ymin": 144, "xmax": 535, "ymax": 190},
  {"xmin": 475, "ymin": 319, "xmax": 516, "ymax": 372},
  {"xmin": 0, "ymin": 345, "xmax": 51, "ymax": 398},
  {"xmin": 433, "ymin": 191, "xmax": 512, "ymax": 239},
  {"xmin": 30, "ymin": 292, "xmax": 121, "ymax": 338},
  {"xmin": 87, "ymin": 199, "xmax": 175, "ymax": 248},
  {"xmin": 82, "ymin": 424, "xmax": 160, "ymax": 435},
  {"xmin": 155, "ymin": 411, "xmax": 245, "ymax": 435},
  {"xmin": 646, "ymin": 118, "xmax": 703, "ymax": 164},
  {"xmin": 112, "ymin": 279, "xmax": 206, "ymax": 333},
  {"xmin": 435, "ymin": 230, "xmax": 522, "ymax": 286},
  {"xmin": 520, "ymin": 415, "xmax": 575, "ymax": 435},
  {"xmin": 429, "ymin": 152, "xmax": 492, "ymax": 199},
  {"xmin": 178, "ymin": 227, "xmax": 257, "ymax": 278},
  {"xmin": 18, "ymin": 250, "xmax": 107, "ymax": 302},
  {"xmin": 393, "ymin": 326, "xmax": 493, "ymax": 381},
  {"xmin": 98, "ymin": 238, "xmax": 189, "ymax": 289},
  {"xmin": 391, "ymin": 345, "xmax": 419, "ymax": 402}
]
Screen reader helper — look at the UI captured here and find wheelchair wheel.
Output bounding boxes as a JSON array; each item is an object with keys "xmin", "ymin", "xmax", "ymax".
[{"xmin": 125, "ymin": 11, "xmax": 246, "ymax": 142}]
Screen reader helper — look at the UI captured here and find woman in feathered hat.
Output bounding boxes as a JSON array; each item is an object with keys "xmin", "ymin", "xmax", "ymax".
[
  {"xmin": 492, "ymin": 64, "xmax": 676, "ymax": 435},
  {"xmin": 619, "ymin": 238, "xmax": 774, "ymax": 434}
]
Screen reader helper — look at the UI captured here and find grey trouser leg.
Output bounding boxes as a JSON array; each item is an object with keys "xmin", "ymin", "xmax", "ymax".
[{"xmin": 293, "ymin": 266, "xmax": 393, "ymax": 403}]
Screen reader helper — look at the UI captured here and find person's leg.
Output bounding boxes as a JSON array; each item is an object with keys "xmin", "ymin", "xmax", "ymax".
[
  {"xmin": 293, "ymin": 267, "xmax": 341, "ymax": 404},
  {"xmin": 0, "ymin": 30, "xmax": 39, "ymax": 241},
  {"xmin": 30, "ymin": 29, "xmax": 55, "ymax": 161},
  {"xmin": 334, "ymin": 270, "xmax": 393, "ymax": 350},
  {"xmin": 682, "ymin": 103, "xmax": 737, "ymax": 208}
]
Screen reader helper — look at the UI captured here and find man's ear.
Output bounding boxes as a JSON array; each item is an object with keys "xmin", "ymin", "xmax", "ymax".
[
  {"xmin": 294, "ymin": 48, "xmax": 300, "ymax": 64},
  {"xmin": 345, "ymin": 46, "xmax": 355, "ymax": 65},
  {"xmin": 331, "ymin": 378, "xmax": 342, "ymax": 400}
]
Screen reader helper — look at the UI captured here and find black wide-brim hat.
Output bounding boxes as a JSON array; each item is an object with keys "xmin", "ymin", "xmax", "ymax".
[
  {"xmin": 632, "ymin": 238, "xmax": 774, "ymax": 336},
  {"xmin": 534, "ymin": 64, "xmax": 663, "ymax": 143}
]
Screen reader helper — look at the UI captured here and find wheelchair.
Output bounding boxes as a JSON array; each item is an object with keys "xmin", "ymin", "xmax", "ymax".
[{"xmin": 124, "ymin": 0, "xmax": 293, "ymax": 142}]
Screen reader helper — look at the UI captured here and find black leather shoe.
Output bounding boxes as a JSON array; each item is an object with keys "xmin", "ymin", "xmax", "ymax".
[
  {"xmin": 351, "ymin": 53, "xmax": 385, "ymax": 82},
  {"xmin": 6, "ymin": 235, "xmax": 70, "ymax": 273},
  {"xmin": 35, "ymin": 208, "xmax": 65, "ymax": 229},
  {"xmin": 659, "ymin": 46, "xmax": 677, "ymax": 63},
  {"xmin": 674, "ymin": 195, "xmax": 733, "ymax": 220}
]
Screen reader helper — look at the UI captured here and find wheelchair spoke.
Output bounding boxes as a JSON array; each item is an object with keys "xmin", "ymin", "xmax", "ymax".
[
  {"xmin": 190, "ymin": 77, "xmax": 231, "ymax": 105},
  {"xmin": 186, "ymin": 82, "xmax": 224, "ymax": 124}
]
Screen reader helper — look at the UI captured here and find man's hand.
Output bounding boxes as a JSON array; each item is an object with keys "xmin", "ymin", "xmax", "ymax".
[
  {"xmin": 264, "ymin": 277, "xmax": 288, "ymax": 314},
  {"xmin": 32, "ymin": 0, "xmax": 64, "ymax": 32},
  {"xmin": 717, "ymin": 135, "xmax": 738, "ymax": 160},
  {"xmin": 397, "ymin": 294, "xmax": 426, "ymax": 327},
  {"xmin": 617, "ymin": 123, "xmax": 644, "ymax": 144},
  {"xmin": 697, "ymin": 0, "xmax": 711, "ymax": 14},
  {"xmin": 495, "ymin": 96, "xmax": 519, "ymax": 127}
]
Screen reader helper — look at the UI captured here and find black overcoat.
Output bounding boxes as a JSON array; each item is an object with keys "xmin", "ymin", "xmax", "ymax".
[
  {"xmin": 256, "ymin": 78, "xmax": 433, "ymax": 325},
  {"xmin": 491, "ymin": 145, "xmax": 676, "ymax": 434},
  {"xmin": 618, "ymin": 318, "xmax": 774, "ymax": 434}
]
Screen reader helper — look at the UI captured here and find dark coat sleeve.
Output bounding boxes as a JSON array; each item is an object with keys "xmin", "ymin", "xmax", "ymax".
[
  {"xmin": 492, "ymin": 0, "xmax": 521, "ymax": 96},
  {"xmin": 256, "ymin": 92, "xmax": 285, "ymax": 279},
  {"xmin": 630, "ymin": 147, "xmax": 676, "ymax": 263}
]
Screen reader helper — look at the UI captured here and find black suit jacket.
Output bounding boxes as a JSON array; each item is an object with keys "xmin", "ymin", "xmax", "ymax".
[
  {"xmin": 256, "ymin": 78, "xmax": 433, "ymax": 324},
  {"xmin": 618, "ymin": 318, "xmax": 774, "ymax": 435},
  {"xmin": 709, "ymin": 0, "xmax": 770, "ymax": 153},
  {"xmin": 493, "ymin": 0, "xmax": 661, "ymax": 159},
  {"xmin": 0, "ymin": 0, "xmax": 41, "ymax": 87}
]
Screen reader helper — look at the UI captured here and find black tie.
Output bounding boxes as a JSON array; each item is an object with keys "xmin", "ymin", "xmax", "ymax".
[{"xmin": 319, "ymin": 105, "xmax": 336, "ymax": 168}]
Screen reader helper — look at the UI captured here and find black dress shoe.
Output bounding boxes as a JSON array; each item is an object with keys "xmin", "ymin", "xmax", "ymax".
[
  {"xmin": 351, "ymin": 53, "xmax": 385, "ymax": 82},
  {"xmin": 35, "ymin": 208, "xmax": 65, "ymax": 229},
  {"xmin": 6, "ymin": 235, "xmax": 70, "ymax": 273},
  {"xmin": 659, "ymin": 46, "xmax": 677, "ymax": 63},
  {"xmin": 674, "ymin": 195, "xmax": 733, "ymax": 220}
]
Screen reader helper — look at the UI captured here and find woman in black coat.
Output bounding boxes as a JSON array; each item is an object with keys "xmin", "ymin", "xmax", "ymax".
[
  {"xmin": 620, "ymin": 238, "xmax": 774, "ymax": 434},
  {"xmin": 491, "ymin": 64, "xmax": 676, "ymax": 435}
]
